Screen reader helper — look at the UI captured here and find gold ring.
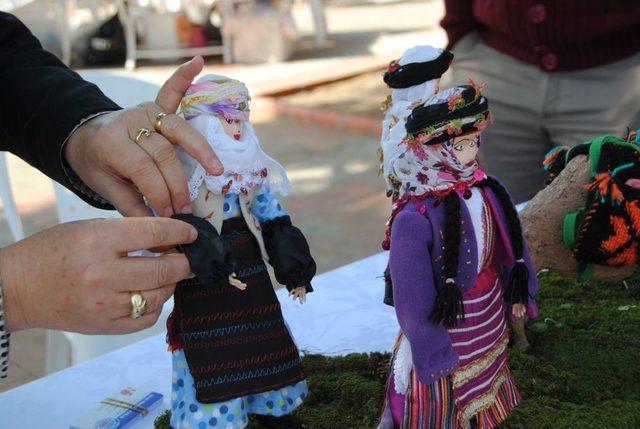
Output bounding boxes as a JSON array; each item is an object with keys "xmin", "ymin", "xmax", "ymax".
[
  {"xmin": 134, "ymin": 127, "xmax": 152, "ymax": 145},
  {"xmin": 154, "ymin": 112, "xmax": 167, "ymax": 133},
  {"xmin": 130, "ymin": 291, "xmax": 147, "ymax": 319}
]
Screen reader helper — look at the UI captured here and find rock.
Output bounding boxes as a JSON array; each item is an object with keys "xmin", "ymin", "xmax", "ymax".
[{"xmin": 520, "ymin": 155, "xmax": 635, "ymax": 282}]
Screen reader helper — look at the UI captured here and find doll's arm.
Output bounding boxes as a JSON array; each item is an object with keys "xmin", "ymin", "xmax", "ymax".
[
  {"xmin": 251, "ymin": 191, "xmax": 316, "ymax": 293},
  {"xmin": 261, "ymin": 216, "xmax": 316, "ymax": 293},
  {"xmin": 171, "ymin": 213, "xmax": 235, "ymax": 284},
  {"xmin": 390, "ymin": 209, "xmax": 458, "ymax": 384}
]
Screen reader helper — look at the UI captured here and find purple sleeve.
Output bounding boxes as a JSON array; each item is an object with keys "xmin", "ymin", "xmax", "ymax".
[{"xmin": 390, "ymin": 209, "xmax": 458, "ymax": 384}]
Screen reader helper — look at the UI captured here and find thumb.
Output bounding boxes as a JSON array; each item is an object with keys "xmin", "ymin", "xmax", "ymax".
[{"xmin": 155, "ymin": 56, "xmax": 205, "ymax": 113}]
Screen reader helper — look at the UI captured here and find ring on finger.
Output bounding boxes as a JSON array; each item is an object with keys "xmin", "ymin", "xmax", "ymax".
[
  {"xmin": 134, "ymin": 127, "xmax": 152, "ymax": 145},
  {"xmin": 154, "ymin": 112, "xmax": 168, "ymax": 133},
  {"xmin": 130, "ymin": 291, "xmax": 147, "ymax": 319}
]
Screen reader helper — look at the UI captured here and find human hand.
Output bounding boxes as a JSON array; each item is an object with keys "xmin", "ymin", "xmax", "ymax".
[
  {"xmin": 64, "ymin": 56, "xmax": 223, "ymax": 218},
  {"xmin": 289, "ymin": 286, "xmax": 307, "ymax": 304},
  {"xmin": 512, "ymin": 303, "xmax": 527, "ymax": 320},
  {"xmin": 228, "ymin": 273, "xmax": 247, "ymax": 291},
  {"xmin": 0, "ymin": 217, "xmax": 197, "ymax": 334}
]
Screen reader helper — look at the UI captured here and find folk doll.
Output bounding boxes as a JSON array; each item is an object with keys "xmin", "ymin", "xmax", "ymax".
[
  {"xmin": 378, "ymin": 82, "xmax": 539, "ymax": 429},
  {"xmin": 167, "ymin": 75, "xmax": 316, "ymax": 429},
  {"xmin": 380, "ymin": 45, "xmax": 453, "ymax": 304}
]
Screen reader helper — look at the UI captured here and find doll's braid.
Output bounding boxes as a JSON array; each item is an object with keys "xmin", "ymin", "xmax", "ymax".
[
  {"xmin": 482, "ymin": 176, "xmax": 530, "ymax": 305},
  {"xmin": 430, "ymin": 192, "xmax": 465, "ymax": 327}
]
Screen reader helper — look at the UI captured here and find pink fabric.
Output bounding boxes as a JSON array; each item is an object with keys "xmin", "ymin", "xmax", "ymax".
[
  {"xmin": 447, "ymin": 265, "xmax": 510, "ymax": 413},
  {"xmin": 387, "ymin": 374, "xmax": 405, "ymax": 427}
]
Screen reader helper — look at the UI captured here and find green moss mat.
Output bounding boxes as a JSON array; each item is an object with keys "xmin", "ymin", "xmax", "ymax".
[{"xmin": 156, "ymin": 272, "xmax": 640, "ymax": 429}]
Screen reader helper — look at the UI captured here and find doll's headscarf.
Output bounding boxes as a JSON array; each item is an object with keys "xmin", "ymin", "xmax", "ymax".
[
  {"xmin": 180, "ymin": 77, "xmax": 250, "ymax": 121},
  {"xmin": 380, "ymin": 46, "xmax": 453, "ymax": 196},
  {"xmin": 177, "ymin": 75, "xmax": 290, "ymax": 199},
  {"xmin": 385, "ymin": 81, "xmax": 491, "ymax": 201}
]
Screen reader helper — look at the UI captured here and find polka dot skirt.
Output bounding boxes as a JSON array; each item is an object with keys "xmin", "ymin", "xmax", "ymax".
[
  {"xmin": 0, "ymin": 286, "xmax": 9, "ymax": 379},
  {"xmin": 170, "ymin": 350, "xmax": 307, "ymax": 429}
]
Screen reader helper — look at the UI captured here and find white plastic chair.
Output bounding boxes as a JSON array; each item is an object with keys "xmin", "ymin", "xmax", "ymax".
[{"xmin": 45, "ymin": 73, "xmax": 176, "ymax": 374}]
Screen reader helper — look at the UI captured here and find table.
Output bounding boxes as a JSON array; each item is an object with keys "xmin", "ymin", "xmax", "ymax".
[{"xmin": 0, "ymin": 252, "xmax": 397, "ymax": 428}]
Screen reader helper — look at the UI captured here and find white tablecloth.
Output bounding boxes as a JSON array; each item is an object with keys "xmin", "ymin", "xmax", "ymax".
[{"xmin": 0, "ymin": 252, "xmax": 398, "ymax": 429}]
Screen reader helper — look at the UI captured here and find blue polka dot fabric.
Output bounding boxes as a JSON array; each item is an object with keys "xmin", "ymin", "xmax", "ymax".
[
  {"xmin": 221, "ymin": 189, "xmax": 287, "ymax": 223},
  {"xmin": 171, "ymin": 350, "xmax": 308, "ymax": 429}
]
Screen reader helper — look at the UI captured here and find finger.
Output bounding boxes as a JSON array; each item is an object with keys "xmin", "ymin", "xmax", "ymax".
[
  {"xmin": 99, "ymin": 176, "xmax": 152, "ymax": 217},
  {"xmin": 134, "ymin": 131, "xmax": 191, "ymax": 214},
  {"xmin": 148, "ymin": 108, "xmax": 223, "ymax": 176},
  {"xmin": 113, "ymin": 253, "xmax": 191, "ymax": 291},
  {"xmin": 110, "ymin": 307, "xmax": 163, "ymax": 334},
  {"xmin": 155, "ymin": 56, "xmax": 205, "ymax": 113},
  {"xmin": 120, "ymin": 130, "xmax": 174, "ymax": 216},
  {"xmin": 106, "ymin": 217, "xmax": 197, "ymax": 252},
  {"xmin": 112, "ymin": 284, "xmax": 176, "ymax": 318}
]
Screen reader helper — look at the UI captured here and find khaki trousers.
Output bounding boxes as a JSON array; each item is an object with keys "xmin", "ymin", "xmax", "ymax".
[{"xmin": 442, "ymin": 32, "xmax": 640, "ymax": 203}]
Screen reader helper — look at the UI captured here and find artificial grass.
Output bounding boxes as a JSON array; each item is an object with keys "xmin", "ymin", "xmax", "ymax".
[{"xmin": 156, "ymin": 272, "xmax": 640, "ymax": 429}]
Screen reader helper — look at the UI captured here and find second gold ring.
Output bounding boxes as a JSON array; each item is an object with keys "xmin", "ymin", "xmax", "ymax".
[{"xmin": 154, "ymin": 112, "xmax": 167, "ymax": 133}]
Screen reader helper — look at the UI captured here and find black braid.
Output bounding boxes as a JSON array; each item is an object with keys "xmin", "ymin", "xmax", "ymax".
[
  {"xmin": 430, "ymin": 192, "xmax": 465, "ymax": 327},
  {"xmin": 443, "ymin": 193, "xmax": 461, "ymax": 279},
  {"xmin": 482, "ymin": 176, "xmax": 530, "ymax": 304}
]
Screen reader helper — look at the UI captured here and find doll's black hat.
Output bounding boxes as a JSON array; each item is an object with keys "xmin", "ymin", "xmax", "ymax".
[
  {"xmin": 383, "ymin": 49, "xmax": 454, "ymax": 89},
  {"xmin": 405, "ymin": 83, "xmax": 491, "ymax": 145}
]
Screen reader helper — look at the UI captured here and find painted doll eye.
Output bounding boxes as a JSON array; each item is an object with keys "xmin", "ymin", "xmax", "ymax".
[
  {"xmin": 454, "ymin": 144, "xmax": 464, "ymax": 151},
  {"xmin": 226, "ymin": 118, "xmax": 233, "ymax": 124}
]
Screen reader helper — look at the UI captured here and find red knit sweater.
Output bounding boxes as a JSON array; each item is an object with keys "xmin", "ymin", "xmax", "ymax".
[{"xmin": 442, "ymin": 0, "xmax": 640, "ymax": 71}]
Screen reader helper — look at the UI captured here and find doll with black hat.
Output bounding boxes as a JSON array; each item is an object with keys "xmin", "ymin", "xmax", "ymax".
[{"xmin": 378, "ymin": 80, "xmax": 539, "ymax": 429}]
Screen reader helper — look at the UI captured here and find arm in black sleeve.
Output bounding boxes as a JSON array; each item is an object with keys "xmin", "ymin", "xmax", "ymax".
[
  {"xmin": 0, "ymin": 13, "xmax": 121, "ymax": 208},
  {"xmin": 261, "ymin": 216, "xmax": 316, "ymax": 293},
  {"xmin": 171, "ymin": 214, "xmax": 235, "ymax": 285}
]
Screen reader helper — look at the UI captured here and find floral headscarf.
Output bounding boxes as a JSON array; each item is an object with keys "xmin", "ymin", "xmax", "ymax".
[{"xmin": 381, "ymin": 80, "xmax": 490, "ymax": 250}]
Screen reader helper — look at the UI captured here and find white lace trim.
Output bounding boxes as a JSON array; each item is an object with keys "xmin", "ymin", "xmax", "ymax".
[
  {"xmin": 187, "ymin": 163, "xmax": 269, "ymax": 200},
  {"xmin": 393, "ymin": 335, "xmax": 413, "ymax": 394}
]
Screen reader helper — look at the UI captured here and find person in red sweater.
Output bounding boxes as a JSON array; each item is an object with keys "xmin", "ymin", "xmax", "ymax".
[{"xmin": 441, "ymin": 0, "xmax": 640, "ymax": 202}]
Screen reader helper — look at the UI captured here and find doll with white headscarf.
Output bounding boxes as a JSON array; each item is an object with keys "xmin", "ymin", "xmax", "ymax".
[
  {"xmin": 379, "ymin": 45, "xmax": 453, "ymax": 305},
  {"xmin": 378, "ymin": 81, "xmax": 539, "ymax": 429},
  {"xmin": 166, "ymin": 75, "xmax": 315, "ymax": 429}
]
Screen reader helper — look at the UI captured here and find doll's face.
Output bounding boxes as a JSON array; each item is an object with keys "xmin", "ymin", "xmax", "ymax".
[
  {"xmin": 221, "ymin": 117, "xmax": 243, "ymax": 141},
  {"xmin": 451, "ymin": 132, "xmax": 480, "ymax": 164}
]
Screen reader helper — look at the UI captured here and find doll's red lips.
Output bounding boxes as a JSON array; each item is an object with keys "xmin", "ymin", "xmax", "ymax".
[{"xmin": 234, "ymin": 134, "xmax": 241, "ymax": 140}]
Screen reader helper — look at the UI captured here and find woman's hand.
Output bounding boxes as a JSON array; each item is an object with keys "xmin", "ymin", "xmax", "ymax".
[
  {"xmin": 0, "ymin": 217, "xmax": 197, "ymax": 334},
  {"xmin": 64, "ymin": 56, "xmax": 223, "ymax": 218},
  {"xmin": 290, "ymin": 286, "xmax": 307, "ymax": 304}
]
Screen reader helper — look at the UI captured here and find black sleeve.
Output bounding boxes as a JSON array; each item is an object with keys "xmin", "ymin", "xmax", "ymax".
[
  {"xmin": 171, "ymin": 214, "xmax": 236, "ymax": 284},
  {"xmin": 261, "ymin": 216, "xmax": 316, "ymax": 292},
  {"xmin": 0, "ymin": 13, "xmax": 121, "ymax": 209}
]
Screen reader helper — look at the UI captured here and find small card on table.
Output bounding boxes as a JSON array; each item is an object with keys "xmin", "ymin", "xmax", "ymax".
[{"xmin": 70, "ymin": 386, "xmax": 163, "ymax": 429}]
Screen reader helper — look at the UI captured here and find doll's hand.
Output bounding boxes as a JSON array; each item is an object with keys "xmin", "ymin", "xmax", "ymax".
[
  {"xmin": 289, "ymin": 286, "xmax": 307, "ymax": 304},
  {"xmin": 65, "ymin": 56, "xmax": 224, "ymax": 218},
  {"xmin": 228, "ymin": 273, "xmax": 247, "ymax": 291},
  {"xmin": 512, "ymin": 303, "xmax": 527, "ymax": 320}
]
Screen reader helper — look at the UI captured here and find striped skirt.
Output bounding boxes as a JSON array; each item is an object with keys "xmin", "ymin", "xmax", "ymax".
[{"xmin": 380, "ymin": 265, "xmax": 521, "ymax": 429}]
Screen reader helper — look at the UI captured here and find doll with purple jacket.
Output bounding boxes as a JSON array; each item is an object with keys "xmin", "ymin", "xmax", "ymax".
[{"xmin": 377, "ymin": 78, "xmax": 539, "ymax": 429}]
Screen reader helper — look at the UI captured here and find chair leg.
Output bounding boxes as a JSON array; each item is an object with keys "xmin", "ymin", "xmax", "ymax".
[
  {"xmin": 309, "ymin": 0, "xmax": 328, "ymax": 48},
  {"xmin": 117, "ymin": 0, "xmax": 137, "ymax": 70},
  {"xmin": 45, "ymin": 330, "xmax": 71, "ymax": 374},
  {"xmin": 0, "ymin": 153, "xmax": 24, "ymax": 242}
]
